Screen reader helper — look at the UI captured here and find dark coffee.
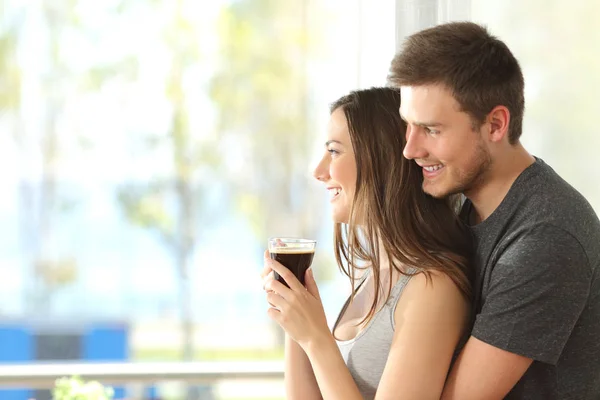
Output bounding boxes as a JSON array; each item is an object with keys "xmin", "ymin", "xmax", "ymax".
[{"xmin": 270, "ymin": 250, "xmax": 315, "ymax": 287}]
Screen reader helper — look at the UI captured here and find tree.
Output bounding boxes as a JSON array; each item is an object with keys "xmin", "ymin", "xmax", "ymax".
[
  {"xmin": 209, "ymin": 0, "xmax": 329, "ymax": 346},
  {"xmin": 0, "ymin": 11, "xmax": 20, "ymax": 115},
  {"xmin": 211, "ymin": 0, "xmax": 326, "ymax": 258},
  {"xmin": 1, "ymin": 0, "xmax": 139, "ymax": 314},
  {"xmin": 116, "ymin": 0, "xmax": 218, "ymax": 368},
  {"xmin": 1, "ymin": 1, "xmax": 83, "ymax": 313}
]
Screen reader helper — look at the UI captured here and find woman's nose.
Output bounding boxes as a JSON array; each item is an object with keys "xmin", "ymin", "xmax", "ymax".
[{"xmin": 313, "ymin": 155, "xmax": 330, "ymax": 182}]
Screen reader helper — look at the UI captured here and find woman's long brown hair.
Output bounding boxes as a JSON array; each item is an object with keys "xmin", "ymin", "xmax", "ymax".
[{"xmin": 331, "ymin": 87, "xmax": 474, "ymax": 328}]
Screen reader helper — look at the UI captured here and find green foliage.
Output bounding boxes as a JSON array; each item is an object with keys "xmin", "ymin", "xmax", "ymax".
[
  {"xmin": 82, "ymin": 56, "xmax": 140, "ymax": 91},
  {"xmin": 209, "ymin": 0, "xmax": 324, "ymax": 244},
  {"xmin": 53, "ymin": 376, "xmax": 114, "ymax": 400},
  {"xmin": 0, "ymin": 29, "xmax": 21, "ymax": 114},
  {"xmin": 117, "ymin": 182, "xmax": 175, "ymax": 235}
]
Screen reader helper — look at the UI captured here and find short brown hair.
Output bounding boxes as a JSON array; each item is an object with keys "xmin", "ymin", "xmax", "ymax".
[{"xmin": 389, "ymin": 22, "xmax": 525, "ymax": 144}]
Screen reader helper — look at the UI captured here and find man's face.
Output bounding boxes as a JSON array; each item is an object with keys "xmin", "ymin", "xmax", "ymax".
[{"xmin": 399, "ymin": 84, "xmax": 491, "ymax": 199}]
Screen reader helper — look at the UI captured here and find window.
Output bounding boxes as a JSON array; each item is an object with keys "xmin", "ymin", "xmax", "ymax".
[{"xmin": 0, "ymin": 0, "xmax": 394, "ymax": 398}]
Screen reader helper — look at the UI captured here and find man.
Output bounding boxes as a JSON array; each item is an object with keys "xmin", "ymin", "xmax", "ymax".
[{"xmin": 389, "ymin": 21, "xmax": 600, "ymax": 399}]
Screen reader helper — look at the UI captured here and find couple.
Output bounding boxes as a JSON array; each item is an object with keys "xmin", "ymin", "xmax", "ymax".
[{"xmin": 261, "ymin": 22, "xmax": 600, "ymax": 399}]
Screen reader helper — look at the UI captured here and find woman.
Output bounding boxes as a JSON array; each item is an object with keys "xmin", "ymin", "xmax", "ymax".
[{"xmin": 262, "ymin": 87, "xmax": 474, "ymax": 399}]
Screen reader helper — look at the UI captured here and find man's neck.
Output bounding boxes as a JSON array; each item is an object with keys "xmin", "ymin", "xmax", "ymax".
[{"xmin": 465, "ymin": 143, "xmax": 535, "ymax": 224}]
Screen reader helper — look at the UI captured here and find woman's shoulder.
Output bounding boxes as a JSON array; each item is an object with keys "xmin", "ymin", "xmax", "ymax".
[{"xmin": 396, "ymin": 269, "xmax": 469, "ymax": 315}]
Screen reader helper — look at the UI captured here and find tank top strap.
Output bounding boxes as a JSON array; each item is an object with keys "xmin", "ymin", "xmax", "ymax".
[
  {"xmin": 387, "ymin": 267, "xmax": 420, "ymax": 329},
  {"xmin": 332, "ymin": 271, "xmax": 370, "ymax": 332}
]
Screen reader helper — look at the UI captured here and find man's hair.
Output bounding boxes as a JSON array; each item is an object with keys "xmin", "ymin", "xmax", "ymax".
[{"xmin": 389, "ymin": 22, "xmax": 525, "ymax": 144}]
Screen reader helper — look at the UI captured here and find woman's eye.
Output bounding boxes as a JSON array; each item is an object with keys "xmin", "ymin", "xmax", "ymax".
[{"xmin": 327, "ymin": 148, "xmax": 340, "ymax": 156}]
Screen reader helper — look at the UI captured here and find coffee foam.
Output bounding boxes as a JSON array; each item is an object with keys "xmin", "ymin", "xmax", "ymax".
[{"xmin": 270, "ymin": 248, "xmax": 315, "ymax": 254}]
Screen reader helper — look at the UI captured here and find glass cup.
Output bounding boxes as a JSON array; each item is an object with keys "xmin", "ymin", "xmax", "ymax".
[{"xmin": 268, "ymin": 237, "xmax": 316, "ymax": 287}]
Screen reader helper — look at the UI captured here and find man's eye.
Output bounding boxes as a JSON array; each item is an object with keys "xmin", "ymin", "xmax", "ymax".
[{"xmin": 425, "ymin": 127, "xmax": 440, "ymax": 135}]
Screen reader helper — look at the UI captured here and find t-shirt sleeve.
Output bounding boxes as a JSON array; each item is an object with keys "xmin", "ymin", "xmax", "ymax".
[{"xmin": 471, "ymin": 224, "xmax": 591, "ymax": 364}]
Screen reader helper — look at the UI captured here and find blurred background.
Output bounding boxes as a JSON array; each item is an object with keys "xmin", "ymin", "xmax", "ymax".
[{"xmin": 0, "ymin": 0, "xmax": 598, "ymax": 399}]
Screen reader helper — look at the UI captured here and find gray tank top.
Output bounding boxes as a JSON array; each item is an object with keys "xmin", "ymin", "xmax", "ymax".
[{"xmin": 334, "ymin": 269, "xmax": 417, "ymax": 400}]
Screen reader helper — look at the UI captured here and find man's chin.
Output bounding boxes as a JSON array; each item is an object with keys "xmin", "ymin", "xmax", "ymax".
[{"xmin": 422, "ymin": 182, "xmax": 453, "ymax": 199}]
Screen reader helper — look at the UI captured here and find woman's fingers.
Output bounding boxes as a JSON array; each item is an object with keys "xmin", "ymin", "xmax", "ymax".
[
  {"xmin": 264, "ymin": 277, "xmax": 294, "ymax": 301},
  {"xmin": 267, "ymin": 258, "xmax": 305, "ymax": 293},
  {"xmin": 266, "ymin": 291, "xmax": 286, "ymax": 311},
  {"xmin": 262, "ymin": 270, "xmax": 274, "ymax": 290},
  {"xmin": 260, "ymin": 250, "xmax": 272, "ymax": 278}
]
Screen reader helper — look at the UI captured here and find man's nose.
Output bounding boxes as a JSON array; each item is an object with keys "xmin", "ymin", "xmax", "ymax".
[{"xmin": 403, "ymin": 127, "xmax": 427, "ymax": 160}]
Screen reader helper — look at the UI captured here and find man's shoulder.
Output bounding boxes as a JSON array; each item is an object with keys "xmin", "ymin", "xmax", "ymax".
[
  {"xmin": 526, "ymin": 159, "xmax": 591, "ymax": 205},
  {"xmin": 473, "ymin": 158, "xmax": 600, "ymax": 272},
  {"xmin": 499, "ymin": 159, "xmax": 598, "ymax": 230}
]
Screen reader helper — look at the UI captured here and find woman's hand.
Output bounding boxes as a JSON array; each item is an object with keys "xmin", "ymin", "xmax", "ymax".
[
  {"xmin": 261, "ymin": 250, "xmax": 274, "ymax": 290},
  {"xmin": 262, "ymin": 252, "xmax": 331, "ymax": 351}
]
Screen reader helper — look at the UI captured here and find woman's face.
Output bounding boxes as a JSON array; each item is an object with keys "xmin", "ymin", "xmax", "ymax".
[{"xmin": 313, "ymin": 108, "xmax": 357, "ymax": 224}]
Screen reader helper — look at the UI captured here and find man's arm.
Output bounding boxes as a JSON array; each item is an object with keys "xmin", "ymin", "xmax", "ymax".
[
  {"xmin": 441, "ymin": 336, "xmax": 532, "ymax": 400},
  {"xmin": 442, "ymin": 224, "xmax": 590, "ymax": 399}
]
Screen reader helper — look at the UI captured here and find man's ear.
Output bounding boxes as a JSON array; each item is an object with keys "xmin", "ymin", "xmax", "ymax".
[{"xmin": 487, "ymin": 105, "xmax": 510, "ymax": 143}]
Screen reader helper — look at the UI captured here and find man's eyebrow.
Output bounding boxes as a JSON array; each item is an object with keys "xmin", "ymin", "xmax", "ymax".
[
  {"xmin": 399, "ymin": 110, "xmax": 442, "ymax": 127},
  {"xmin": 415, "ymin": 121, "xmax": 443, "ymax": 127}
]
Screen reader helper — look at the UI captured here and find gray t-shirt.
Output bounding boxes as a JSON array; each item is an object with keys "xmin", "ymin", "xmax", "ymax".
[{"xmin": 461, "ymin": 158, "xmax": 600, "ymax": 399}]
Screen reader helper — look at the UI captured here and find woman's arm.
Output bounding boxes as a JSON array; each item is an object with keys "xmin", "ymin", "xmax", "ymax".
[
  {"xmin": 302, "ymin": 331, "xmax": 364, "ymax": 400},
  {"xmin": 265, "ymin": 258, "xmax": 468, "ymax": 400},
  {"xmin": 375, "ymin": 271, "xmax": 469, "ymax": 399},
  {"xmin": 285, "ymin": 334, "xmax": 323, "ymax": 400},
  {"xmin": 302, "ymin": 271, "xmax": 468, "ymax": 400},
  {"xmin": 264, "ymin": 261, "xmax": 364, "ymax": 400},
  {"xmin": 261, "ymin": 253, "xmax": 323, "ymax": 399}
]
